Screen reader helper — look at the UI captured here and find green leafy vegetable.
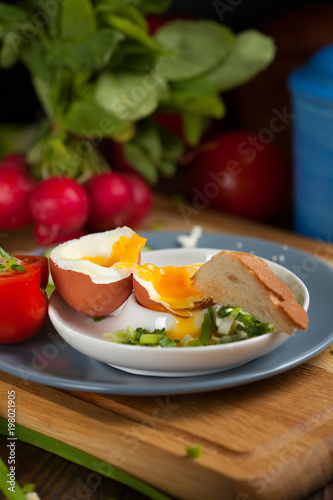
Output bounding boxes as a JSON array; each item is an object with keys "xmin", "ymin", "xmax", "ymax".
[
  {"xmin": 61, "ymin": 0, "xmax": 96, "ymax": 38},
  {"xmin": 104, "ymin": 326, "xmax": 180, "ymax": 347},
  {"xmin": 154, "ymin": 20, "xmax": 234, "ymax": 81},
  {"xmin": 104, "ymin": 305, "xmax": 274, "ymax": 348},
  {"xmin": 200, "ymin": 313, "xmax": 210, "ymax": 346},
  {"xmin": 0, "ymin": 247, "xmax": 25, "ymax": 273},
  {"xmin": 206, "ymin": 30, "xmax": 276, "ymax": 92},
  {"xmin": 0, "ymin": 0, "xmax": 275, "ymax": 180},
  {"xmin": 0, "ymin": 456, "xmax": 27, "ymax": 500}
]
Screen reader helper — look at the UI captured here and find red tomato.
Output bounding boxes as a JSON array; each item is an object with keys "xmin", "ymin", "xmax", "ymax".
[
  {"xmin": 0, "ymin": 258, "xmax": 48, "ymax": 343},
  {"xmin": 189, "ymin": 130, "xmax": 291, "ymax": 221},
  {"xmin": 15, "ymin": 254, "xmax": 49, "ymax": 289}
]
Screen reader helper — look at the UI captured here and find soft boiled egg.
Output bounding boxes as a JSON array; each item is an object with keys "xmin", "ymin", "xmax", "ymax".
[
  {"xmin": 131, "ymin": 263, "xmax": 213, "ymax": 317},
  {"xmin": 50, "ymin": 227, "xmax": 146, "ymax": 317},
  {"xmin": 130, "ymin": 263, "xmax": 213, "ymax": 341}
]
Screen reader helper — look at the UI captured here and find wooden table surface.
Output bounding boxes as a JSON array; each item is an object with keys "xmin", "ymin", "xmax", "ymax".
[{"xmin": 1, "ymin": 196, "xmax": 333, "ymax": 500}]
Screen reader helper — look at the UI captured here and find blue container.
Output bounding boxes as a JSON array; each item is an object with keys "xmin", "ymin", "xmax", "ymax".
[{"xmin": 288, "ymin": 44, "xmax": 333, "ymax": 241}]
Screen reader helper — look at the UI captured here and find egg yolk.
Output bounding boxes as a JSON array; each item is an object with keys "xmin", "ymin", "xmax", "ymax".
[
  {"xmin": 135, "ymin": 263, "xmax": 202, "ymax": 310},
  {"xmin": 83, "ymin": 234, "xmax": 146, "ymax": 267},
  {"xmin": 166, "ymin": 312, "xmax": 203, "ymax": 340}
]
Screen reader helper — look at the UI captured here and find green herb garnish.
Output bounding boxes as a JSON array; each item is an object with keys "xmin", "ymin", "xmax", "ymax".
[
  {"xmin": 104, "ymin": 305, "xmax": 275, "ymax": 348},
  {"xmin": 0, "ymin": 247, "xmax": 25, "ymax": 273},
  {"xmin": 92, "ymin": 316, "xmax": 104, "ymax": 322},
  {"xmin": 186, "ymin": 445, "xmax": 202, "ymax": 458}
]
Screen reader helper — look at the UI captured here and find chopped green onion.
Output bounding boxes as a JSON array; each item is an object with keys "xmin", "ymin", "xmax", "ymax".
[
  {"xmin": 0, "ymin": 247, "xmax": 12, "ymax": 260},
  {"xmin": 217, "ymin": 316, "xmax": 235, "ymax": 335},
  {"xmin": 186, "ymin": 445, "xmax": 202, "ymax": 458},
  {"xmin": 11, "ymin": 264, "xmax": 25, "ymax": 272},
  {"xmin": 140, "ymin": 333, "xmax": 164, "ymax": 344},
  {"xmin": 92, "ymin": 316, "xmax": 104, "ymax": 322},
  {"xmin": 218, "ymin": 305, "xmax": 242, "ymax": 318},
  {"xmin": 0, "ymin": 247, "xmax": 25, "ymax": 273},
  {"xmin": 159, "ymin": 337, "xmax": 179, "ymax": 347},
  {"xmin": 188, "ymin": 337, "xmax": 203, "ymax": 347},
  {"xmin": 207, "ymin": 306, "xmax": 217, "ymax": 331},
  {"xmin": 219, "ymin": 335, "xmax": 233, "ymax": 344},
  {"xmin": 200, "ymin": 312, "xmax": 210, "ymax": 345},
  {"xmin": 179, "ymin": 334, "xmax": 195, "ymax": 346},
  {"xmin": 103, "ymin": 305, "xmax": 275, "ymax": 348}
]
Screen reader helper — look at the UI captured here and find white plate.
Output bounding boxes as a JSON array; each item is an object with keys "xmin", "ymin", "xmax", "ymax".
[{"xmin": 48, "ymin": 248, "xmax": 310, "ymax": 377}]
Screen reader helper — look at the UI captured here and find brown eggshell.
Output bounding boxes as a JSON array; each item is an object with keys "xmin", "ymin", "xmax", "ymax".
[
  {"xmin": 50, "ymin": 258, "xmax": 133, "ymax": 317},
  {"xmin": 133, "ymin": 277, "xmax": 214, "ymax": 318}
]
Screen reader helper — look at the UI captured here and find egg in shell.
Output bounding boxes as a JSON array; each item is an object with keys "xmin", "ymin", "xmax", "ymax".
[
  {"xmin": 131, "ymin": 263, "xmax": 213, "ymax": 316},
  {"xmin": 50, "ymin": 227, "xmax": 146, "ymax": 317}
]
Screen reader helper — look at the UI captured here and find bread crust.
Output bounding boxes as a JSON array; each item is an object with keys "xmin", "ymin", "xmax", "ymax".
[{"xmin": 192, "ymin": 250, "xmax": 308, "ymax": 335}]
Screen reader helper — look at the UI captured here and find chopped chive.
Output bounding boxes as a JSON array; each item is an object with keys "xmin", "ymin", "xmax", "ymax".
[
  {"xmin": 200, "ymin": 312, "xmax": 210, "ymax": 345},
  {"xmin": 159, "ymin": 337, "xmax": 179, "ymax": 347},
  {"xmin": 140, "ymin": 333, "xmax": 164, "ymax": 344},
  {"xmin": 0, "ymin": 247, "xmax": 12, "ymax": 260},
  {"xmin": 11, "ymin": 264, "xmax": 25, "ymax": 272},
  {"xmin": 92, "ymin": 316, "xmax": 104, "ymax": 322},
  {"xmin": 186, "ymin": 445, "xmax": 202, "ymax": 458}
]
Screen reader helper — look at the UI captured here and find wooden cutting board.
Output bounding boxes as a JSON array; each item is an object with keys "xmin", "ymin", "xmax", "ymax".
[{"xmin": 1, "ymin": 196, "xmax": 333, "ymax": 500}]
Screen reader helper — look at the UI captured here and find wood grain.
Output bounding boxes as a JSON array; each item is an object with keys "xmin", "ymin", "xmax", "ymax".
[{"xmin": 1, "ymin": 196, "xmax": 333, "ymax": 500}]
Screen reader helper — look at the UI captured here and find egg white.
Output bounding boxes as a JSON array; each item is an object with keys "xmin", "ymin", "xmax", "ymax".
[{"xmin": 50, "ymin": 227, "xmax": 137, "ymax": 285}]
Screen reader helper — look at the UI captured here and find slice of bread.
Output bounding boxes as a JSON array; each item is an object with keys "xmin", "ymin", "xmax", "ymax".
[{"xmin": 192, "ymin": 250, "xmax": 308, "ymax": 335}]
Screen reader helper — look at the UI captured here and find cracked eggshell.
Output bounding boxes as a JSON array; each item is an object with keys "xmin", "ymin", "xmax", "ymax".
[
  {"xmin": 49, "ymin": 227, "xmax": 139, "ymax": 317},
  {"xmin": 133, "ymin": 269, "xmax": 214, "ymax": 318}
]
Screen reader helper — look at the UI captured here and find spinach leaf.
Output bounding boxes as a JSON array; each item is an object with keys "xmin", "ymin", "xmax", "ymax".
[
  {"xmin": 181, "ymin": 113, "xmax": 210, "ymax": 147},
  {"xmin": 154, "ymin": 20, "xmax": 234, "ymax": 81},
  {"xmin": 94, "ymin": 70, "xmax": 167, "ymax": 121},
  {"xmin": 61, "ymin": 0, "xmax": 96, "ymax": 38},
  {"xmin": 103, "ymin": 11, "xmax": 160, "ymax": 52},
  {"xmin": 94, "ymin": 0, "xmax": 141, "ymax": 12},
  {"xmin": 47, "ymin": 29, "xmax": 124, "ymax": 72},
  {"xmin": 123, "ymin": 142, "xmax": 158, "ymax": 183},
  {"xmin": 0, "ymin": 4, "xmax": 26, "ymax": 24},
  {"xmin": 138, "ymin": 0, "xmax": 173, "ymax": 14},
  {"xmin": 206, "ymin": 30, "xmax": 276, "ymax": 92},
  {"xmin": 166, "ymin": 76, "xmax": 226, "ymax": 118},
  {"xmin": 61, "ymin": 101, "xmax": 131, "ymax": 138}
]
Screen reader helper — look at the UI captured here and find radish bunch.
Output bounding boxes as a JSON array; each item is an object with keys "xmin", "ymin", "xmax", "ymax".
[{"xmin": 0, "ymin": 154, "xmax": 153, "ymax": 245}]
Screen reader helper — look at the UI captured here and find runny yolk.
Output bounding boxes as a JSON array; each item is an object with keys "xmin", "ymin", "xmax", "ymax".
[
  {"xmin": 135, "ymin": 263, "xmax": 202, "ymax": 310},
  {"xmin": 83, "ymin": 234, "xmax": 146, "ymax": 267},
  {"xmin": 166, "ymin": 312, "xmax": 203, "ymax": 340}
]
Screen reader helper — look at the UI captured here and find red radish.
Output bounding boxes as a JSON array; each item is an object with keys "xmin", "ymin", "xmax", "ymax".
[
  {"xmin": 0, "ymin": 165, "xmax": 35, "ymax": 229},
  {"xmin": 85, "ymin": 172, "xmax": 133, "ymax": 231},
  {"xmin": 102, "ymin": 141, "xmax": 136, "ymax": 174},
  {"xmin": 29, "ymin": 177, "xmax": 90, "ymax": 233},
  {"xmin": 0, "ymin": 153, "xmax": 27, "ymax": 170},
  {"xmin": 34, "ymin": 223, "xmax": 86, "ymax": 246},
  {"xmin": 122, "ymin": 173, "xmax": 153, "ymax": 227}
]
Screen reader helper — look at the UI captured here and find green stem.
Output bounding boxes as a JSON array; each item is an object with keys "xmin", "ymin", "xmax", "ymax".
[
  {"xmin": 0, "ymin": 419, "xmax": 171, "ymax": 500},
  {"xmin": 0, "ymin": 457, "xmax": 26, "ymax": 500}
]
